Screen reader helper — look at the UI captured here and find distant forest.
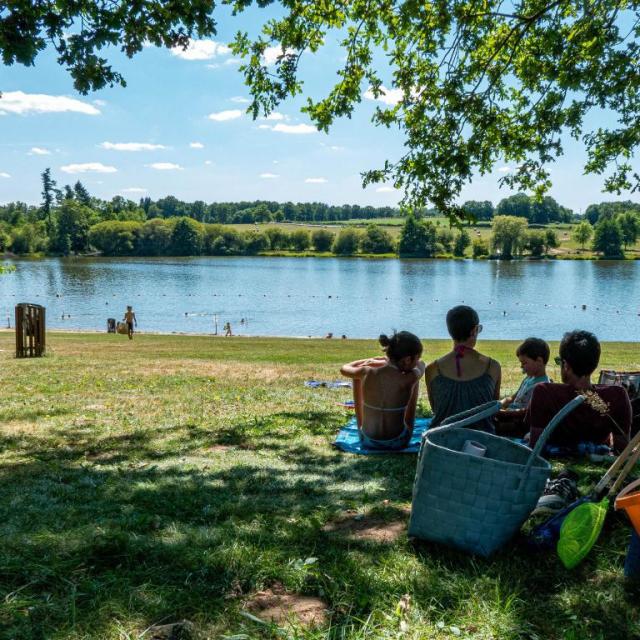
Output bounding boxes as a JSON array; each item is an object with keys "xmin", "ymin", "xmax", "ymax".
[{"xmin": 1, "ymin": 169, "xmax": 640, "ymax": 257}]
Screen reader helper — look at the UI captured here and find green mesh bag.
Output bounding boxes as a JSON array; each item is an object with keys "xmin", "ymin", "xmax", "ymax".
[{"xmin": 557, "ymin": 498, "xmax": 609, "ymax": 569}]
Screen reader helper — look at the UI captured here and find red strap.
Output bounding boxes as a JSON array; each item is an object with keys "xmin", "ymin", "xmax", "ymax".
[{"xmin": 454, "ymin": 344, "xmax": 467, "ymax": 378}]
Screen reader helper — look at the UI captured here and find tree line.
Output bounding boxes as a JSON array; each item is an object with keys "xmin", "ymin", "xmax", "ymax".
[{"xmin": 0, "ymin": 170, "xmax": 638, "ymax": 257}]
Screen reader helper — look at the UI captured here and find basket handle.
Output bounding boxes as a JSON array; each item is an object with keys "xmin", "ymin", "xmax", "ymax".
[
  {"xmin": 517, "ymin": 395, "xmax": 586, "ymax": 489},
  {"xmin": 439, "ymin": 400, "xmax": 502, "ymax": 429}
]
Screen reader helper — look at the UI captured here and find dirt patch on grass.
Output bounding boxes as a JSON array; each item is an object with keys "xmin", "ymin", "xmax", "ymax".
[
  {"xmin": 245, "ymin": 586, "xmax": 328, "ymax": 627},
  {"xmin": 323, "ymin": 507, "xmax": 410, "ymax": 543},
  {"xmin": 206, "ymin": 444, "xmax": 233, "ymax": 453},
  {"xmin": 136, "ymin": 360, "xmax": 295, "ymax": 384}
]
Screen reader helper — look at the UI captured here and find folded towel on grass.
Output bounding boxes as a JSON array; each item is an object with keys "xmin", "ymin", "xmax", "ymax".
[
  {"xmin": 334, "ymin": 418, "xmax": 613, "ymax": 459},
  {"xmin": 510, "ymin": 438, "xmax": 613, "ymax": 460},
  {"xmin": 333, "ymin": 417, "xmax": 431, "ymax": 455},
  {"xmin": 305, "ymin": 380, "xmax": 352, "ymax": 389}
]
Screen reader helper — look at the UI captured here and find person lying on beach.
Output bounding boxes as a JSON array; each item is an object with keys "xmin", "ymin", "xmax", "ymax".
[{"xmin": 340, "ymin": 331, "xmax": 425, "ymax": 451}]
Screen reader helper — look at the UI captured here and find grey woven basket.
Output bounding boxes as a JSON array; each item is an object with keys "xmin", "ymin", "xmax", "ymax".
[{"xmin": 409, "ymin": 396, "xmax": 585, "ymax": 557}]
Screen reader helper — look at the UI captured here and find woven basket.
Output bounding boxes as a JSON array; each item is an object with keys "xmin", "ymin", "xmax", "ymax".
[{"xmin": 409, "ymin": 396, "xmax": 585, "ymax": 557}]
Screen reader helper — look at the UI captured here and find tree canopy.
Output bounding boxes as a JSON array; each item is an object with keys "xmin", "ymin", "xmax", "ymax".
[
  {"xmin": 4, "ymin": 1, "xmax": 640, "ymax": 218},
  {"xmin": 232, "ymin": 0, "xmax": 640, "ymax": 218},
  {"xmin": 0, "ymin": 1, "xmax": 216, "ymax": 93}
]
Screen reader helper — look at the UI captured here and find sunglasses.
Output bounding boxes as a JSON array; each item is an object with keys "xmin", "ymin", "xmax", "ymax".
[{"xmin": 554, "ymin": 356, "xmax": 564, "ymax": 366}]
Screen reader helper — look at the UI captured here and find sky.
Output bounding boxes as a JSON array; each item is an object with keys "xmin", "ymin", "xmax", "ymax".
[{"xmin": 0, "ymin": 6, "xmax": 638, "ymax": 212}]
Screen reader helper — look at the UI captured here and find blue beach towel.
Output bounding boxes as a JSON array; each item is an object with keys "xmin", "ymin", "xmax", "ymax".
[
  {"xmin": 305, "ymin": 380, "xmax": 352, "ymax": 389},
  {"xmin": 510, "ymin": 438, "xmax": 613, "ymax": 459},
  {"xmin": 333, "ymin": 417, "xmax": 431, "ymax": 455}
]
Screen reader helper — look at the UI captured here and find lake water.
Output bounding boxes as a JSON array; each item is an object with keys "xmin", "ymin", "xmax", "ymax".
[{"xmin": 1, "ymin": 257, "xmax": 639, "ymax": 341}]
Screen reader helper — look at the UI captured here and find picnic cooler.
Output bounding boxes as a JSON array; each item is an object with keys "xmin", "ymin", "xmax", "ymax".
[{"xmin": 409, "ymin": 396, "xmax": 585, "ymax": 557}]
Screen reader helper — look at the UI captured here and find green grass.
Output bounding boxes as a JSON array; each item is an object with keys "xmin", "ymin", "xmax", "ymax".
[
  {"xmin": 1, "ymin": 333, "xmax": 639, "ymax": 639},
  {"xmin": 230, "ymin": 220, "xmax": 640, "ymax": 259}
]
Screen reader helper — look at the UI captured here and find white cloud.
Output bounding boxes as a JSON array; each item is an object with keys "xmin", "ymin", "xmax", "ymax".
[
  {"xmin": 208, "ymin": 109, "xmax": 242, "ymax": 122},
  {"xmin": 257, "ymin": 124, "xmax": 272, "ymax": 130},
  {"xmin": 260, "ymin": 172, "xmax": 280, "ymax": 179},
  {"xmin": 498, "ymin": 166, "xmax": 513, "ymax": 173},
  {"xmin": 376, "ymin": 186, "xmax": 395, "ymax": 193},
  {"xmin": 0, "ymin": 91, "xmax": 100, "ymax": 116},
  {"xmin": 121, "ymin": 187, "xmax": 148, "ymax": 193},
  {"xmin": 263, "ymin": 45, "xmax": 295, "ymax": 65},
  {"xmin": 0, "ymin": 172, "xmax": 11, "ymax": 178},
  {"xmin": 171, "ymin": 39, "xmax": 230, "ymax": 60},
  {"xmin": 224, "ymin": 58, "xmax": 241, "ymax": 65},
  {"xmin": 60, "ymin": 162, "xmax": 117, "ymax": 174},
  {"xmin": 100, "ymin": 142, "xmax": 167, "ymax": 152},
  {"xmin": 230, "ymin": 96, "xmax": 250, "ymax": 103},
  {"xmin": 305, "ymin": 177, "xmax": 327, "ymax": 184},
  {"xmin": 263, "ymin": 112, "xmax": 286, "ymax": 121},
  {"xmin": 93, "ymin": 99, "xmax": 107, "ymax": 107},
  {"xmin": 273, "ymin": 160, "xmax": 279, "ymax": 164},
  {"xmin": 204, "ymin": 160, "xmax": 213, "ymax": 165},
  {"xmin": 189, "ymin": 142, "xmax": 204, "ymax": 149},
  {"xmin": 148, "ymin": 162, "xmax": 183, "ymax": 171},
  {"xmin": 364, "ymin": 85, "xmax": 403, "ymax": 106},
  {"xmin": 29, "ymin": 147, "xmax": 51, "ymax": 155},
  {"xmin": 329, "ymin": 145, "xmax": 344, "ymax": 151},
  {"xmin": 272, "ymin": 123, "xmax": 317, "ymax": 135}
]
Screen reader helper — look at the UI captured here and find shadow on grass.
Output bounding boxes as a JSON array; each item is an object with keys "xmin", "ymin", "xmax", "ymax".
[{"xmin": 1, "ymin": 425, "xmax": 638, "ymax": 639}]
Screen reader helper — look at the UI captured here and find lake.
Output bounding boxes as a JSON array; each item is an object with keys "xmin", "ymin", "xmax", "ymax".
[{"xmin": 1, "ymin": 257, "xmax": 639, "ymax": 341}]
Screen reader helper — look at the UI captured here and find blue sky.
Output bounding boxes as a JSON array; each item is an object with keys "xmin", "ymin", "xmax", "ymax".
[{"xmin": 0, "ymin": 6, "xmax": 638, "ymax": 212}]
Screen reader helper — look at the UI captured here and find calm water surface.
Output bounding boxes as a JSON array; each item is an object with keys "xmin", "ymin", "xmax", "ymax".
[{"xmin": 1, "ymin": 257, "xmax": 639, "ymax": 340}]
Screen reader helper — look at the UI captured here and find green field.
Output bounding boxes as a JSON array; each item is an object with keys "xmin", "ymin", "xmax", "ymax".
[
  {"xmin": 232, "ymin": 219, "xmax": 640, "ymax": 259},
  {"xmin": 1, "ymin": 333, "xmax": 639, "ymax": 639}
]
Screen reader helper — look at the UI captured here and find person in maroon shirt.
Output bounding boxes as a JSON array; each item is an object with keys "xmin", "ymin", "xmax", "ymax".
[{"xmin": 526, "ymin": 330, "xmax": 632, "ymax": 453}]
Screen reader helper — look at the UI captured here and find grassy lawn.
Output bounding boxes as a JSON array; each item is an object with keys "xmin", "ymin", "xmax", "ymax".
[
  {"xmin": 231, "ymin": 220, "xmax": 640, "ymax": 259},
  {"xmin": 1, "ymin": 333, "xmax": 639, "ymax": 639}
]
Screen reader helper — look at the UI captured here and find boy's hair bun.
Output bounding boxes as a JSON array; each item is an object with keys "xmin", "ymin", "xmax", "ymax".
[{"xmin": 379, "ymin": 334, "xmax": 391, "ymax": 348}]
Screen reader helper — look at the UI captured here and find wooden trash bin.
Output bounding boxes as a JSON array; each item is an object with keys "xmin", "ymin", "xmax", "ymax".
[{"xmin": 15, "ymin": 303, "xmax": 46, "ymax": 358}]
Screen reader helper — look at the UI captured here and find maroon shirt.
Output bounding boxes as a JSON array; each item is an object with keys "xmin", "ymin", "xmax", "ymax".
[{"xmin": 526, "ymin": 383, "xmax": 632, "ymax": 453}]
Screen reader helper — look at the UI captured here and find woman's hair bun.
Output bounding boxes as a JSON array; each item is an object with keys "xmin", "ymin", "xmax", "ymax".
[{"xmin": 379, "ymin": 334, "xmax": 391, "ymax": 348}]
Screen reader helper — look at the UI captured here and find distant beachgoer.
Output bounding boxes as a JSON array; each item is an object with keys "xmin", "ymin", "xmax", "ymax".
[
  {"xmin": 341, "ymin": 334, "xmax": 347, "ymax": 340},
  {"xmin": 325, "ymin": 332, "xmax": 333, "ymax": 339},
  {"xmin": 425, "ymin": 305, "xmax": 501, "ymax": 432},
  {"xmin": 124, "ymin": 305, "xmax": 137, "ymax": 340},
  {"xmin": 224, "ymin": 322, "xmax": 233, "ymax": 337},
  {"xmin": 340, "ymin": 331, "xmax": 425, "ymax": 450}
]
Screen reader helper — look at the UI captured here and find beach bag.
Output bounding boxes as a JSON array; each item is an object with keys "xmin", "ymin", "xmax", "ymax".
[
  {"xmin": 409, "ymin": 396, "xmax": 585, "ymax": 557},
  {"xmin": 598, "ymin": 370, "xmax": 640, "ymax": 401},
  {"xmin": 598, "ymin": 370, "xmax": 640, "ymax": 436}
]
